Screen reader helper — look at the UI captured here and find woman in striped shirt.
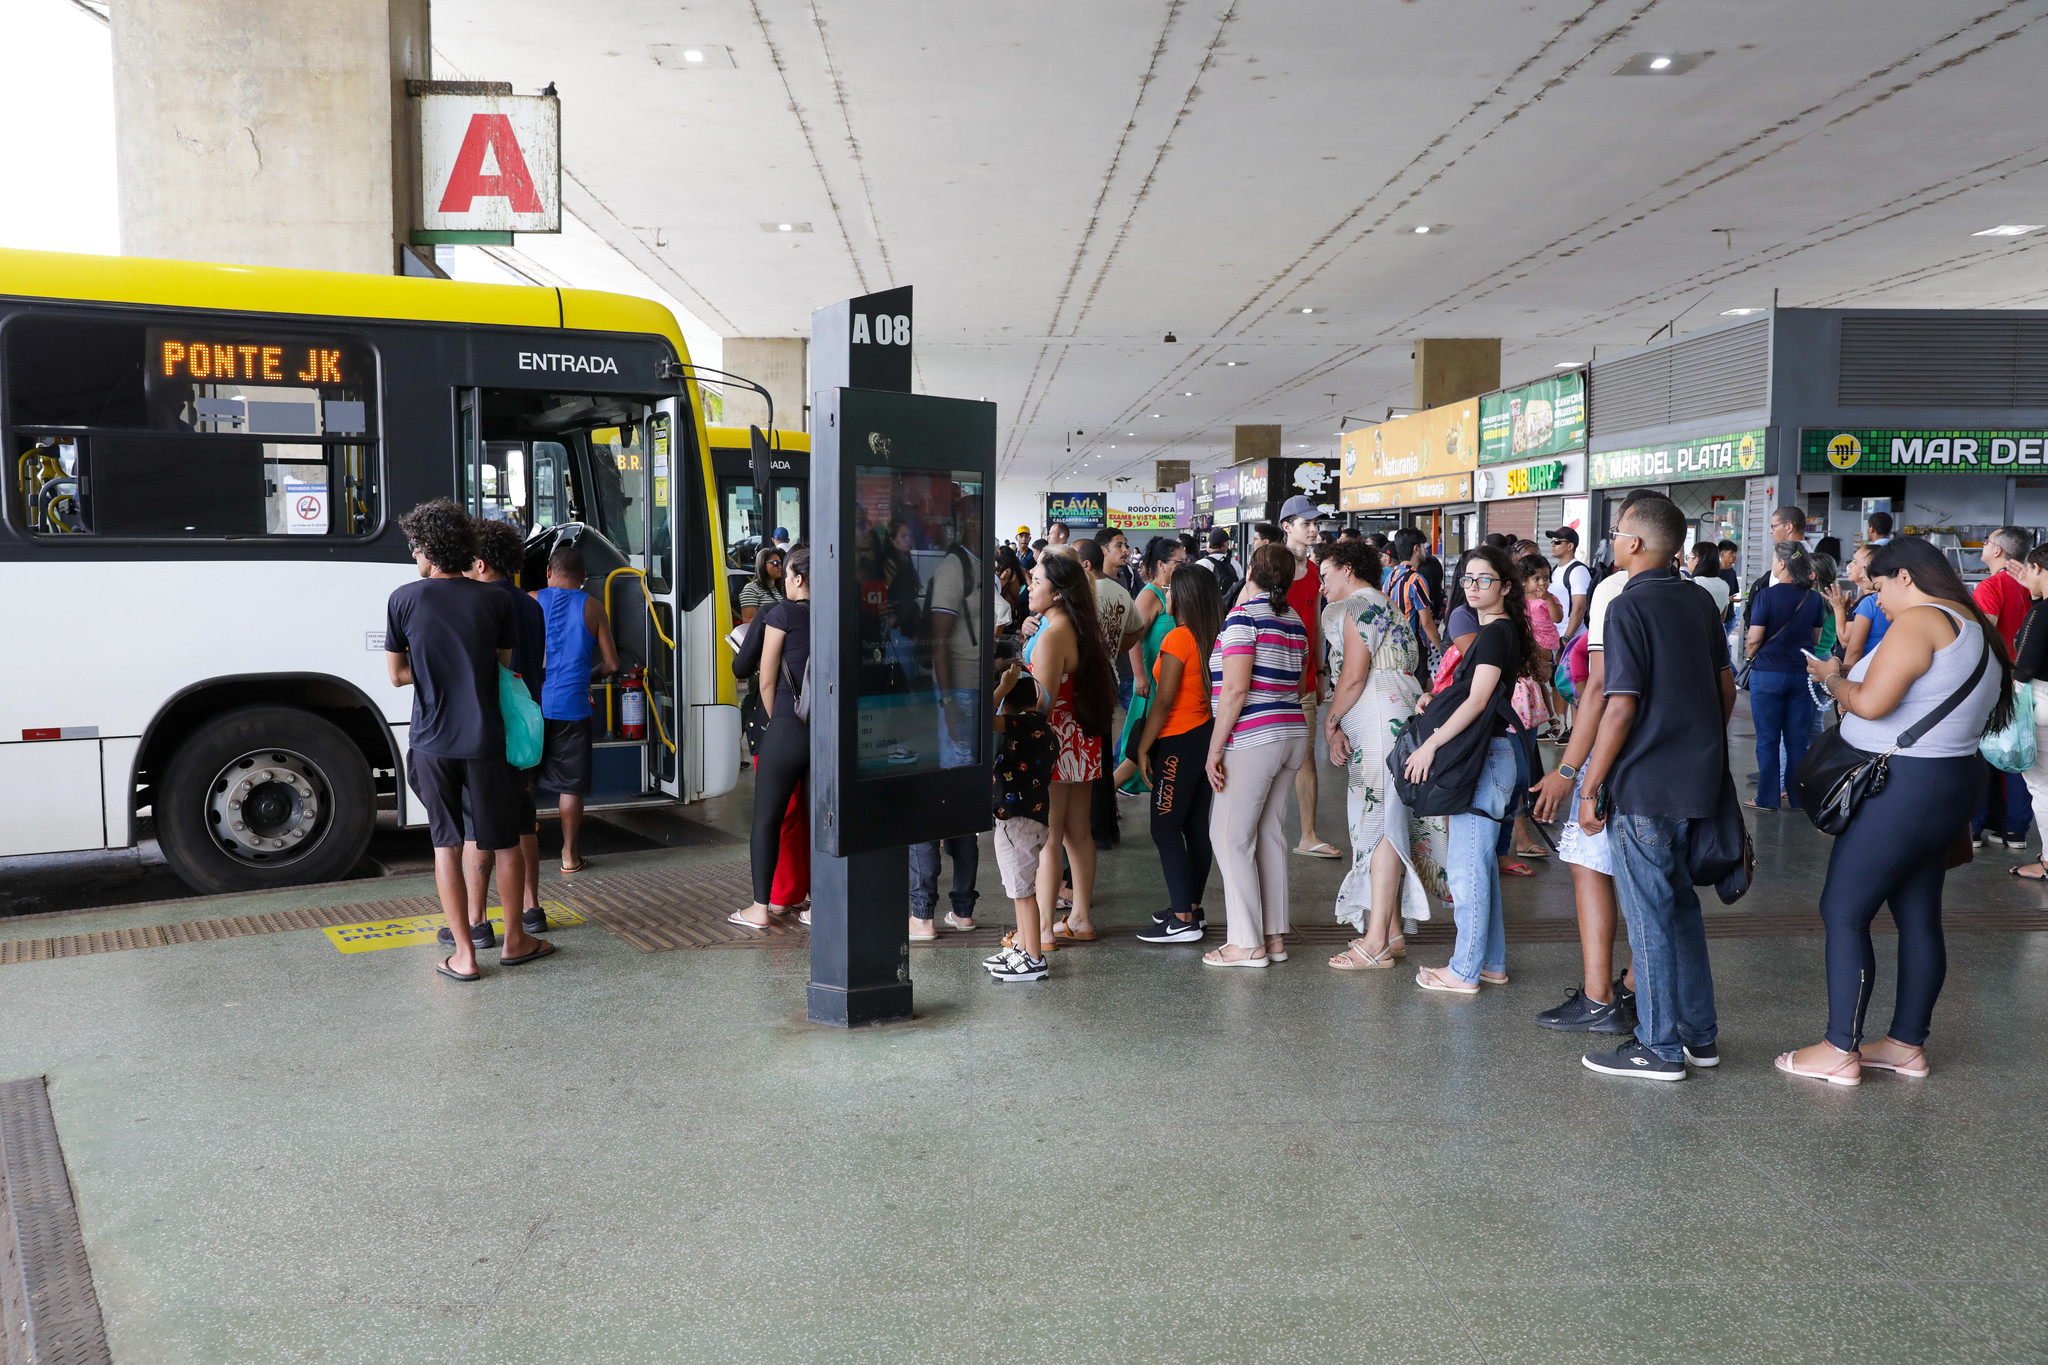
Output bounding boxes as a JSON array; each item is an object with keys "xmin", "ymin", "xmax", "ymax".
[{"xmin": 1202, "ymin": 543, "xmax": 1310, "ymax": 967}]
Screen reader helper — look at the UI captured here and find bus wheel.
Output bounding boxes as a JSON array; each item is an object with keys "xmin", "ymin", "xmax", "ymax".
[{"xmin": 158, "ymin": 706, "xmax": 375, "ymax": 895}]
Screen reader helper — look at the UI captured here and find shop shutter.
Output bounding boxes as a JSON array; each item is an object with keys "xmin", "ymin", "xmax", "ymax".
[
  {"xmin": 1486, "ymin": 498, "xmax": 1536, "ymax": 544},
  {"xmin": 1535, "ymin": 496, "xmax": 1565, "ymax": 541},
  {"xmin": 1590, "ymin": 318, "xmax": 1771, "ymax": 437},
  {"xmin": 1838, "ymin": 315, "xmax": 2048, "ymax": 406},
  {"xmin": 1743, "ymin": 477, "xmax": 1774, "ymax": 582}
]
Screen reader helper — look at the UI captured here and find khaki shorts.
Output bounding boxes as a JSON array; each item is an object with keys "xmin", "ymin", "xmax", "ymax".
[{"xmin": 992, "ymin": 816, "xmax": 1051, "ymax": 899}]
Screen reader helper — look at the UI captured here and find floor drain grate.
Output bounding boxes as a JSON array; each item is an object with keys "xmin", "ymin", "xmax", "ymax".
[{"xmin": 0, "ymin": 1076, "xmax": 111, "ymax": 1365}]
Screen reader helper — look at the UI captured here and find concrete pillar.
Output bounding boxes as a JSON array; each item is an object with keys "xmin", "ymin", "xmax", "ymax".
[
  {"xmin": 1233, "ymin": 425, "xmax": 1281, "ymax": 466},
  {"xmin": 722, "ymin": 338, "xmax": 810, "ymax": 433},
  {"xmin": 1413, "ymin": 338, "xmax": 1501, "ymax": 410},
  {"xmin": 113, "ymin": 0, "xmax": 430, "ymax": 275},
  {"xmin": 1155, "ymin": 459, "xmax": 1191, "ymax": 489}
]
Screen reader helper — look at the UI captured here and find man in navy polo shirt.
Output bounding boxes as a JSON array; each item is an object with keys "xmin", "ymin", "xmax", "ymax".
[{"xmin": 1573, "ymin": 495, "xmax": 1736, "ymax": 1081}]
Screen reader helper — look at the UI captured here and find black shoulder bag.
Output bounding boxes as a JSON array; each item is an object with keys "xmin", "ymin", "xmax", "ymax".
[
  {"xmin": 1793, "ymin": 635, "xmax": 1989, "ymax": 836},
  {"xmin": 1733, "ymin": 589, "xmax": 1810, "ymax": 691},
  {"xmin": 1387, "ymin": 639, "xmax": 1535, "ymax": 818}
]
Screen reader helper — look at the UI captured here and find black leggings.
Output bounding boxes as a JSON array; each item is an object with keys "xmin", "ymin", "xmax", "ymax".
[
  {"xmin": 751, "ymin": 712, "xmax": 808, "ymax": 905},
  {"xmin": 1819, "ymin": 752, "xmax": 1980, "ymax": 1052},
  {"xmin": 1150, "ymin": 721, "xmax": 1215, "ymax": 917}
]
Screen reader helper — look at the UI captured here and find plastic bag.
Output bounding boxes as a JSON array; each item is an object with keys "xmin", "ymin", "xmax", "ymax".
[
  {"xmin": 501, "ymin": 666, "xmax": 545, "ymax": 770},
  {"xmin": 1981, "ymin": 678, "xmax": 2037, "ymax": 773}
]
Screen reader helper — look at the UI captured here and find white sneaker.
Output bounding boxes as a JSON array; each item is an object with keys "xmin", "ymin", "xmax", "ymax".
[{"xmin": 987, "ymin": 947, "xmax": 1048, "ymax": 983}]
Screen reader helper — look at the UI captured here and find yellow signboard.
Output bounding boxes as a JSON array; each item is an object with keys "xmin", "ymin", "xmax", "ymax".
[
  {"xmin": 323, "ymin": 900, "xmax": 583, "ymax": 953},
  {"xmin": 1340, "ymin": 401, "xmax": 1480, "ymax": 496},
  {"xmin": 1341, "ymin": 474, "xmax": 1473, "ymax": 511}
]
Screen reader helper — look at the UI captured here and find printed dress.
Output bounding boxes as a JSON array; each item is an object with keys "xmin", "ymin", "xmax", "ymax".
[{"xmin": 1323, "ymin": 587, "xmax": 1451, "ymax": 929}]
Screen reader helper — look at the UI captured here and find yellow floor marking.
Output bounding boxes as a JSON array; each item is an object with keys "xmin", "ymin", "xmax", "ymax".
[{"xmin": 323, "ymin": 901, "xmax": 583, "ymax": 954}]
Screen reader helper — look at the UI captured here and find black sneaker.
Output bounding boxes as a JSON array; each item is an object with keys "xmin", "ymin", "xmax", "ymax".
[
  {"xmin": 988, "ymin": 947, "xmax": 1048, "ymax": 982},
  {"xmin": 1535, "ymin": 987, "xmax": 1627, "ymax": 1033},
  {"xmin": 1137, "ymin": 912, "xmax": 1204, "ymax": 944},
  {"xmin": 1614, "ymin": 977, "xmax": 1638, "ymax": 1024},
  {"xmin": 1683, "ymin": 1042, "xmax": 1720, "ymax": 1068},
  {"xmin": 437, "ymin": 921, "xmax": 498, "ymax": 950},
  {"xmin": 523, "ymin": 907, "xmax": 551, "ymax": 935},
  {"xmin": 1582, "ymin": 1039, "xmax": 1687, "ymax": 1081}
]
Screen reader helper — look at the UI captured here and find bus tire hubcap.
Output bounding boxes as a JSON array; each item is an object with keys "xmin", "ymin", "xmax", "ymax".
[{"xmin": 206, "ymin": 749, "xmax": 327, "ymax": 864}]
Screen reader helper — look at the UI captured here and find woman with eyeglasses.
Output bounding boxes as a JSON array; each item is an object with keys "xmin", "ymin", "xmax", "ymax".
[
  {"xmin": 1403, "ymin": 543, "xmax": 1539, "ymax": 994},
  {"xmin": 739, "ymin": 546, "xmax": 787, "ymax": 624}
]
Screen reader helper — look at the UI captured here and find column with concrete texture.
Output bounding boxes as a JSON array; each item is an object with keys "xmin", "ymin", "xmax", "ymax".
[
  {"xmin": 1233, "ymin": 425, "xmax": 1281, "ymax": 466},
  {"xmin": 113, "ymin": 0, "xmax": 430, "ymax": 275},
  {"xmin": 722, "ymin": 338, "xmax": 809, "ymax": 432},
  {"xmin": 1413, "ymin": 339, "xmax": 1500, "ymax": 409}
]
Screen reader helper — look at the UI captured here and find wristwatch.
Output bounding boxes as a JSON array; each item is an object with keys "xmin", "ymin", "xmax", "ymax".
[{"xmin": 1557, "ymin": 762, "xmax": 1579, "ymax": 781}]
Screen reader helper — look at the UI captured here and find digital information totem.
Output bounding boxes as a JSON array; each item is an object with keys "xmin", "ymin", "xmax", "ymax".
[{"xmin": 807, "ymin": 287, "xmax": 997, "ymax": 1027}]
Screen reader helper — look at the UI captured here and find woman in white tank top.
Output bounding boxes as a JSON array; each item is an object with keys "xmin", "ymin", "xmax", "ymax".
[{"xmin": 1785, "ymin": 539, "xmax": 2012, "ymax": 1086}]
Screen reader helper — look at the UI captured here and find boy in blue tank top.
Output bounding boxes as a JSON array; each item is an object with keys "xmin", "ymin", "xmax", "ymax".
[{"xmin": 532, "ymin": 545, "xmax": 619, "ymax": 874}]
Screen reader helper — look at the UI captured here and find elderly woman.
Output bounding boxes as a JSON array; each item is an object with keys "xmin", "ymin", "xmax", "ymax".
[
  {"xmin": 1744, "ymin": 542, "xmax": 1824, "ymax": 811},
  {"xmin": 1788, "ymin": 538, "xmax": 2010, "ymax": 1083},
  {"xmin": 1319, "ymin": 538, "xmax": 1451, "ymax": 970}
]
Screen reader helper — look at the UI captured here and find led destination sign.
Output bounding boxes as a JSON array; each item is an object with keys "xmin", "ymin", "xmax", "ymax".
[{"xmin": 157, "ymin": 336, "xmax": 347, "ymax": 385}]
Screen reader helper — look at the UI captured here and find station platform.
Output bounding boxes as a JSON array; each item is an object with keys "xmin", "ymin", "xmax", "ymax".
[{"xmin": 3, "ymin": 712, "xmax": 2047, "ymax": 1363}]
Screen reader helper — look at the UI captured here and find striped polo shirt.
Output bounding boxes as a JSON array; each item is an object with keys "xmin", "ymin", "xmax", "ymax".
[{"xmin": 1211, "ymin": 592, "xmax": 1308, "ymax": 749}]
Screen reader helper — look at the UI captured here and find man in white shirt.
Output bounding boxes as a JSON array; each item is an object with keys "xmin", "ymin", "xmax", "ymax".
[{"xmin": 1547, "ymin": 527, "xmax": 1594, "ymax": 642}]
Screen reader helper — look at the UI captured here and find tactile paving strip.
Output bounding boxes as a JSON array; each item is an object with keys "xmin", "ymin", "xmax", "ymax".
[
  {"xmin": 3, "ymin": 863, "xmax": 2047, "ymax": 966},
  {"xmin": 0, "ymin": 1076, "xmax": 111, "ymax": 1365}
]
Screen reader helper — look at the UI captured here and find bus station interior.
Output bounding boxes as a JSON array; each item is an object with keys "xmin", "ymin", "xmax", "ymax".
[{"xmin": 7, "ymin": 1, "xmax": 2048, "ymax": 1361}]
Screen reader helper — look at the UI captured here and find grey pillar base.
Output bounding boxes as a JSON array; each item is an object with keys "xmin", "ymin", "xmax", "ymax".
[{"xmin": 807, "ymin": 847, "xmax": 913, "ymax": 1028}]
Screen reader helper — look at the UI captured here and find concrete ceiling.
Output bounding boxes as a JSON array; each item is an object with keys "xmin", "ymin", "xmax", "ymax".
[{"xmin": 438, "ymin": 0, "xmax": 2048, "ymax": 489}]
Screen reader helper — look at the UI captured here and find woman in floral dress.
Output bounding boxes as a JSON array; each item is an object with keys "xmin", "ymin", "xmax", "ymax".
[{"xmin": 1317, "ymin": 539, "xmax": 1452, "ymax": 969}]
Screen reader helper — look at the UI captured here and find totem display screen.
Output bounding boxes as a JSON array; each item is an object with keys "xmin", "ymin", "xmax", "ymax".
[{"xmin": 850, "ymin": 463, "xmax": 984, "ymax": 778}]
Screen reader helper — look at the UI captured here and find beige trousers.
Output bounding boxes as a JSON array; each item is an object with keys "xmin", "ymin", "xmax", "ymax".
[{"xmin": 1209, "ymin": 735, "xmax": 1309, "ymax": 948}]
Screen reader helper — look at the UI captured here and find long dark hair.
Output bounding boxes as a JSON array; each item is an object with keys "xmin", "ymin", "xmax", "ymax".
[
  {"xmin": 1037, "ymin": 552, "xmax": 1117, "ymax": 739},
  {"xmin": 1689, "ymin": 540, "xmax": 1720, "ymax": 578},
  {"xmin": 1468, "ymin": 543, "xmax": 1537, "ymax": 681},
  {"xmin": 1166, "ymin": 562, "xmax": 1225, "ymax": 685},
  {"xmin": 753, "ymin": 545, "xmax": 785, "ymax": 594},
  {"xmin": 1140, "ymin": 534, "xmax": 1182, "ymax": 583},
  {"xmin": 1868, "ymin": 537, "xmax": 2015, "ymax": 734},
  {"xmin": 1248, "ymin": 542, "xmax": 1298, "ymax": 616},
  {"xmin": 1444, "ymin": 549, "xmax": 1475, "ymax": 617}
]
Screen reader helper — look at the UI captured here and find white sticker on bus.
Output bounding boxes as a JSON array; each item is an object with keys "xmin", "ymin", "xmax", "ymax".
[{"xmin": 284, "ymin": 478, "xmax": 328, "ymax": 535}]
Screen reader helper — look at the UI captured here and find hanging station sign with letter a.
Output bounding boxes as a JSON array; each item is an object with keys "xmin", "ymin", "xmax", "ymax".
[
  {"xmin": 417, "ymin": 89, "xmax": 561, "ymax": 235},
  {"xmin": 1801, "ymin": 428, "xmax": 2048, "ymax": 473}
]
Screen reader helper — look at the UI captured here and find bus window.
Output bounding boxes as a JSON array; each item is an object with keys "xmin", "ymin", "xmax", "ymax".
[
  {"xmin": 479, "ymin": 440, "xmax": 527, "ymax": 530},
  {"xmin": 585, "ymin": 424, "xmax": 647, "ymax": 564},
  {"xmin": 773, "ymin": 481, "xmax": 803, "ymax": 546},
  {"xmin": 5, "ymin": 314, "xmax": 380, "ymax": 538},
  {"xmin": 530, "ymin": 441, "xmax": 566, "ymax": 531},
  {"xmin": 648, "ymin": 413, "xmax": 671, "ymax": 591}
]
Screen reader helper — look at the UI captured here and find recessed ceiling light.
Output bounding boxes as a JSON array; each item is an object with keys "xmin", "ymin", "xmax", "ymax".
[
  {"xmin": 1221, "ymin": 361, "xmax": 1247, "ymax": 367},
  {"xmin": 1126, "ymin": 432, "xmax": 1135, "ymax": 436},
  {"xmin": 1720, "ymin": 306, "xmax": 1765, "ymax": 315},
  {"xmin": 1614, "ymin": 51, "xmax": 1708, "ymax": 76},
  {"xmin": 1414, "ymin": 225, "xmax": 1431, "ymax": 235},
  {"xmin": 683, "ymin": 48, "xmax": 706, "ymax": 62},
  {"xmin": 760, "ymin": 222, "xmax": 813, "ymax": 233},
  {"xmin": 1299, "ymin": 307, "xmax": 1317, "ymax": 314},
  {"xmin": 1973, "ymin": 224, "xmax": 2044, "ymax": 237},
  {"xmin": 1182, "ymin": 391, "xmax": 1193, "ymax": 396},
  {"xmin": 1554, "ymin": 362, "xmax": 1580, "ymax": 369},
  {"xmin": 1151, "ymin": 412, "xmax": 1162, "ymax": 417}
]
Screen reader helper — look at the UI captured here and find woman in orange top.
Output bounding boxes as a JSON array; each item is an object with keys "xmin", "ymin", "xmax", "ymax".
[{"xmin": 1131, "ymin": 563, "xmax": 1227, "ymax": 944}]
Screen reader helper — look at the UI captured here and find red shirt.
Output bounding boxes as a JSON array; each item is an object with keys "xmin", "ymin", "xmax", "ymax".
[
  {"xmin": 1286, "ymin": 555, "xmax": 1323, "ymax": 689},
  {"xmin": 1973, "ymin": 569, "xmax": 2030, "ymax": 651}
]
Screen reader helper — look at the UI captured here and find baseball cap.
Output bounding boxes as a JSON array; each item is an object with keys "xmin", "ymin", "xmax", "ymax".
[
  {"xmin": 1278, "ymin": 494, "xmax": 1321, "ymax": 523},
  {"xmin": 1545, "ymin": 527, "xmax": 1580, "ymax": 545},
  {"xmin": 1016, "ymin": 525, "xmax": 1031, "ymax": 535}
]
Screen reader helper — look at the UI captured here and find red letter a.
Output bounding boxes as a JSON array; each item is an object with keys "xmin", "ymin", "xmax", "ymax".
[{"xmin": 438, "ymin": 114, "xmax": 544, "ymax": 214}]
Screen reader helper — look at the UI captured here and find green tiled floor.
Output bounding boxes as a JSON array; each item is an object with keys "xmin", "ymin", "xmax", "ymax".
[{"xmin": 4, "ymin": 712, "xmax": 2048, "ymax": 1362}]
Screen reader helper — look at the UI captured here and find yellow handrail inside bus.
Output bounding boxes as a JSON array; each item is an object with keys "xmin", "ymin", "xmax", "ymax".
[{"xmin": 601, "ymin": 566, "xmax": 677, "ymax": 753}]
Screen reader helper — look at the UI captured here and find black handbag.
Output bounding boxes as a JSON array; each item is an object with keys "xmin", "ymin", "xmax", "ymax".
[
  {"xmin": 1388, "ymin": 665, "xmax": 1533, "ymax": 818},
  {"xmin": 1688, "ymin": 753, "xmax": 1754, "ymax": 903},
  {"xmin": 1794, "ymin": 638, "xmax": 1989, "ymax": 835},
  {"xmin": 1734, "ymin": 589, "xmax": 1811, "ymax": 690}
]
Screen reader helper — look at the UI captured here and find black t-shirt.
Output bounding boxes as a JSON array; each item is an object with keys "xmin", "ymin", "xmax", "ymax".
[
  {"xmin": 386, "ymin": 576, "xmax": 515, "ymax": 760},
  {"xmin": 762, "ymin": 598, "xmax": 812, "ymax": 716},
  {"xmin": 1601, "ymin": 572, "xmax": 1734, "ymax": 818},
  {"xmin": 1457, "ymin": 617, "xmax": 1520, "ymax": 736},
  {"xmin": 492, "ymin": 578, "xmax": 546, "ymax": 705}
]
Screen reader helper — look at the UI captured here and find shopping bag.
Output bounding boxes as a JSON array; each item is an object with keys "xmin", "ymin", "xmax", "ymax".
[
  {"xmin": 500, "ymin": 666, "xmax": 545, "ymax": 770},
  {"xmin": 1980, "ymin": 678, "xmax": 2037, "ymax": 773}
]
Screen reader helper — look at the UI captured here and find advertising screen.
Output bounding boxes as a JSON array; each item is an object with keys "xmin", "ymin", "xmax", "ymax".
[
  {"xmin": 1339, "ymin": 401, "xmax": 1479, "ymax": 494},
  {"xmin": 853, "ymin": 465, "xmax": 984, "ymax": 780},
  {"xmin": 1479, "ymin": 372, "xmax": 1586, "ymax": 465}
]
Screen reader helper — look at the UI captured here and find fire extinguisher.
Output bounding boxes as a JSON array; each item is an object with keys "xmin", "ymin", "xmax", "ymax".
[{"xmin": 619, "ymin": 667, "xmax": 647, "ymax": 741}]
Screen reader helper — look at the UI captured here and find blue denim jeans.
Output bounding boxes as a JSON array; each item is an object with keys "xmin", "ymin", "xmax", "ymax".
[
  {"xmin": 1609, "ymin": 814, "xmax": 1719, "ymax": 1063},
  {"xmin": 909, "ymin": 835, "xmax": 979, "ymax": 920},
  {"xmin": 937, "ymin": 688, "xmax": 979, "ymax": 769},
  {"xmin": 1749, "ymin": 669, "xmax": 1813, "ymax": 809},
  {"xmin": 1446, "ymin": 738, "xmax": 1517, "ymax": 983}
]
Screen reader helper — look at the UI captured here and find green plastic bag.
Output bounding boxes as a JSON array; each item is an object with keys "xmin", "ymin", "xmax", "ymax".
[
  {"xmin": 1981, "ymin": 678, "xmax": 2036, "ymax": 774},
  {"xmin": 500, "ymin": 666, "xmax": 544, "ymax": 770}
]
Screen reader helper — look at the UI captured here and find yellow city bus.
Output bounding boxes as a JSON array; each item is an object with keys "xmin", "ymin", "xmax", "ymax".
[{"xmin": 0, "ymin": 246, "xmax": 744, "ymax": 893}]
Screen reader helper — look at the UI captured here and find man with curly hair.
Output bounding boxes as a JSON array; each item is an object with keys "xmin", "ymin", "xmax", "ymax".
[{"xmin": 387, "ymin": 499, "xmax": 554, "ymax": 980}]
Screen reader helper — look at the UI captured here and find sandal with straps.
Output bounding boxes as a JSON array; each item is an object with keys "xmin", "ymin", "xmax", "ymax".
[
  {"xmin": 1775, "ymin": 1044, "xmax": 1861, "ymax": 1086},
  {"xmin": 1329, "ymin": 937, "xmax": 1399, "ymax": 970}
]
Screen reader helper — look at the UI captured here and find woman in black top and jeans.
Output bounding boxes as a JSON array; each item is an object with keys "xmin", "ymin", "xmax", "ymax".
[{"xmin": 733, "ymin": 547, "xmax": 812, "ymax": 930}]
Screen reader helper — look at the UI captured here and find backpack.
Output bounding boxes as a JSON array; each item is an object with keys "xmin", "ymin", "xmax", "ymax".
[
  {"xmin": 1386, "ymin": 661, "xmax": 1535, "ymax": 817},
  {"xmin": 921, "ymin": 544, "xmax": 979, "ymax": 646},
  {"xmin": 780, "ymin": 653, "xmax": 812, "ymax": 723},
  {"xmin": 1201, "ymin": 551, "xmax": 1240, "ymax": 598}
]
